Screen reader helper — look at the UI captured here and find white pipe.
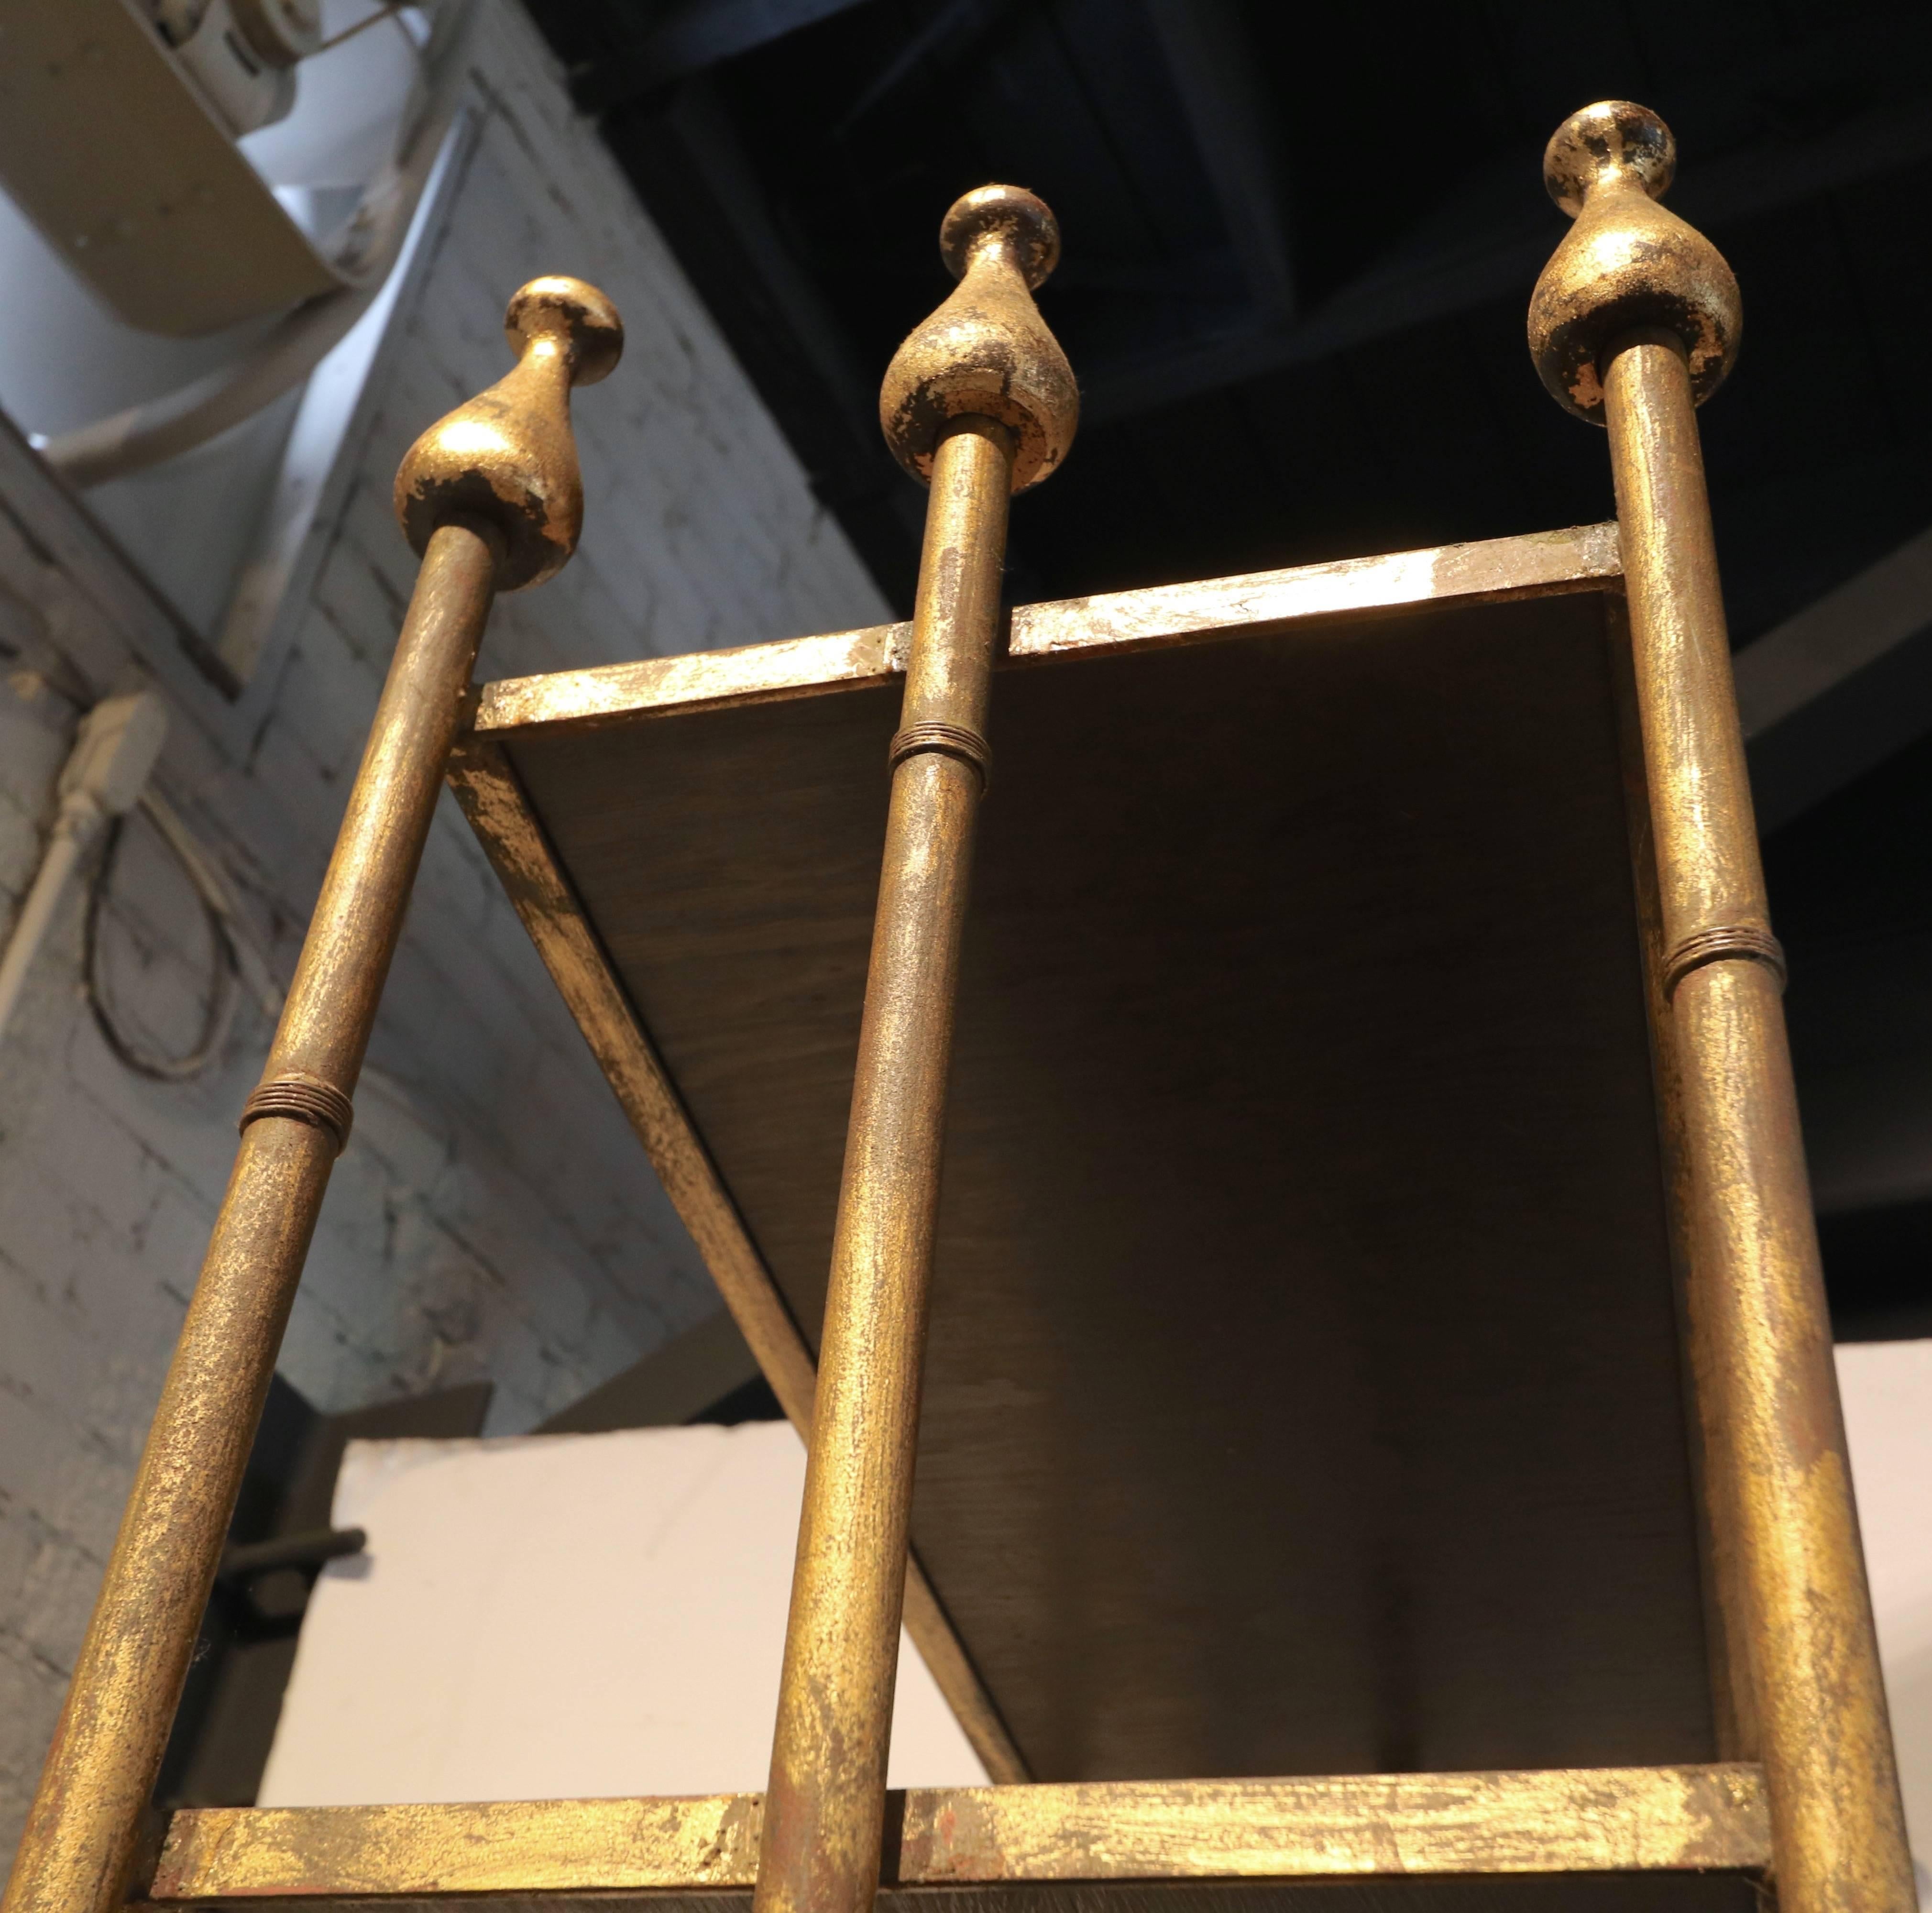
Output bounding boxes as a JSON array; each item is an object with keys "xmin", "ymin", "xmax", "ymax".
[
  {"xmin": 0, "ymin": 803, "xmax": 102, "ymax": 1042},
  {"xmin": 41, "ymin": 288, "xmax": 378, "ymax": 489},
  {"xmin": 0, "ymin": 692, "xmax": 170, "ymax": 1049}
]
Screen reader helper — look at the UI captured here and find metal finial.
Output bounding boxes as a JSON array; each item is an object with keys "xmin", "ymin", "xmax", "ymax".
[
  {"xmin": 1526, "ymin": 102, "xmax": 1740, "ymax": 423},
  {"xmin": 393, "ymin": 275, "xmax": 624, "ymax": 591},
  {"xmin": 879, "ymin": 185, "xmax": 1079, "ymax": 493}
]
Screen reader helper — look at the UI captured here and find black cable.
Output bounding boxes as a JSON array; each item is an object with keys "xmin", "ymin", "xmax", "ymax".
[{"xmin": 83, "ymin": 811, "xmax": 241, "ymax": 1083}]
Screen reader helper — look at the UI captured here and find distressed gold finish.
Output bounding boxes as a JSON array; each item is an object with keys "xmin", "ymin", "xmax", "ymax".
[
  {"xmin": 395, "ymin": 275, "xmax": 622, "ymax": 590},
  {"xmin": 1527, "ymin": 102, "xmax": 1741, "ymax": 421},
  {"xmin": 1, "ymin": 281, "xmax": 619, "ymax": 1913},
  {"xmin": 470, "ymin": 521, "xmax": 1623, "ymax": 737},
  {"xmin": 757, "ymin": 414, "xmax": 1019, "ymax": 1913},
  {"xmin": 879, "ymin": 186, "xmax": 1077, "ymax": 492},
  {"xmin": 1611, "ymin": 337, "xmax": 1914, "ymax": 1913},
  {"xmin": 445, "ymin": 734, "xmax": 1029, "ymax": 1785},
  {"xmin": 1529, "ymin": 102, "xmax": 1913, "ymax": 1913},
  {"xmin": 151, "ymin": 1764, "xmax": 1769, "ymax": 1902},
  {"xmin": 443, "ymin": 746, "xmax": 820, "ymax": 1425},
  {"xmin": 890, "ymin": 1764, "xmax": 1766, "ymax": 1880},
  {"xmin": 757, "ymin": 192, "xmax": 1076, "ymax": 1913},
  {"xmin": 35, "ymin": 162, "xmax": 1889, "ymax": 1913}
]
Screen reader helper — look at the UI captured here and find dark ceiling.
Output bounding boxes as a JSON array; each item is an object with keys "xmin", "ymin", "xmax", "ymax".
[{"xmin": 519, "ymin": 0, "xmax": 1932, "ymax": 1334}]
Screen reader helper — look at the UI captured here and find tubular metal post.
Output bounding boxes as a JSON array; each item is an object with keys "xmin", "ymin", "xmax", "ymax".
[
  {"xmin": 755, "ymin": 186, "xmax": 1077, "ymax": 1913},
  {"xmin": 1531, "ymin": 101, "xmax": 1913, "ymax": 1913},
  {"xmin": 1608, "ymin": 333, "xmax": 1914, "ymax": 1913},
  {"xmin": 757, "ymin": 416, "xmax": 1012, "ymax": 1913},
  {"xmin": 2, "ymin": 277, "xmax": 622, "ymax": 1913}
]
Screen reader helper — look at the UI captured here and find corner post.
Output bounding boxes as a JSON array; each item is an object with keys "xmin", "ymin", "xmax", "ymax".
[
  {"xmin": 755, "ymin": 186, "xmax": 1077, "ymax": 1913},
  {"xmin": 2, "ymin": 278, "xmax": 623, "ymax": 1913},
  {"xmin": 1530, "ymin": 100, "xmax": 1911, "ymax": 1913}
]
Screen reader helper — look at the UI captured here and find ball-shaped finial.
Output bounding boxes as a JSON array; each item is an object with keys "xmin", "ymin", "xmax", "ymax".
[
  {"xmin": 880, "ymin": 185, "xmax": 1078, "ymax": 493},
  {"xmin": 395, "ymin": 276, "xmax": 624, "ymax": 591},
  {"xmin": 505, "ymin": 275, "xmax": 625, "ymax": 387},
  {"xmin": 1543, "ymin": 100, "xmax": 1674, "ymax": 218},
  {"xmin": 1526, "ymin": 102, "xmax": 1739, "ymax": 422},
  {"xmin": 939, "ymin": 185, "xmax": 1061, "ymax": 290}
]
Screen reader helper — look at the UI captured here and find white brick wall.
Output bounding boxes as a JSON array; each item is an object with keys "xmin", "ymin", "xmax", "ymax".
[{"xmin": 0, "ymin": 0, "xmax": 888, "ymax": 1859}]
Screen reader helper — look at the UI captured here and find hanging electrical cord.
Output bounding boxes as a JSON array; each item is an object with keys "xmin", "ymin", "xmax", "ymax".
[
  {"xmin": 144, "ymin": 790, "xmax": 287, "ymax": 1024},
  {"xmin": 83, "ymin": 789, "xmax": 434, "ymax": 1135},
  {"xmin": 7, "ymin": 685, "xmax": 401, "ymax": 1099},
  {"xmin": 83, "ymin": 795, "xmax": 246, "ymax": 1082},
  {"xmin": 2, "ymin": 686, "xmax": 286, "ymax": 1081},
  {"xmin": 0, "ymin": 692, "xmax": 168, "ymax": 1044}
]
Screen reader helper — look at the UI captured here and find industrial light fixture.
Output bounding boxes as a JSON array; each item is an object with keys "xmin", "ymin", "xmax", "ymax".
[{"xmin": 152, "ymin": 0, "xmax": 327, "ymax": 138}]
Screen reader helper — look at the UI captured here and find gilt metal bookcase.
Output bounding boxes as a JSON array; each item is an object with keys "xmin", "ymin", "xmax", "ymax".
[{"xmin": 4, "ymin": 101, "xmax": 1913, "ymax": 1913}]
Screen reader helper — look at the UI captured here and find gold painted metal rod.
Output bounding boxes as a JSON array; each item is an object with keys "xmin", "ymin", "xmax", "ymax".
[
  {"xmin": 755, "ymin": 182, "xmax": 1075, "ymax": 1913},
  {"xmin": 1604, "ymin": 330, "xmax": 1915, "ymax": 1913},
  {"xmin": 266, "ymin": 525, "xmax": 501, "ymax": 1101},
  {"xmin": 1528, "ymin": 103, "xmax": 1911, "ymax": 1909},
  {"xmin": 756, "ymin": 416, "xmax": 1014, "ymax": 1913},
  {"xmin": 1, "ymin": 524, "xmax": 499, "ymax": 1913},
  {"xmin": 4, "ymin": 277, "xmax": 621, "ymax": 1913}
]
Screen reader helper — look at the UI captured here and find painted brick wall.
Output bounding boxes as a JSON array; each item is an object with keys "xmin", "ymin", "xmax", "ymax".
[{"xmin": 0, "ymin": 0, "xmax": 888, "ymax": 1861}]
